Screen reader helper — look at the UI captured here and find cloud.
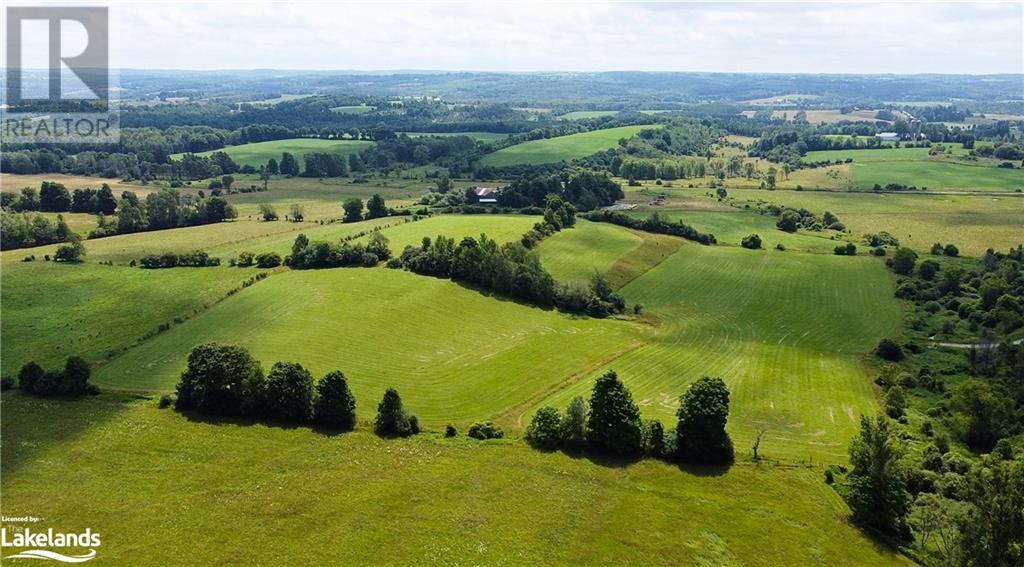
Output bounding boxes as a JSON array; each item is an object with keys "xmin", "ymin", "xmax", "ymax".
[{"xmin": 23, "ymin": 0, "xmax": 1024, "ymax": 73}]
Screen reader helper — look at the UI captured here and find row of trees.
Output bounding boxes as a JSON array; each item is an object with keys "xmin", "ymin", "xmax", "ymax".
[
  {"xmin": 173, "ymin": 343, "xmax": 422, "ymax": 436},
  {"xmin": 0, "ymin": 212, "xmax": 73, "ymax": 249},
  {"xmin": 525, "ymin": 372, "xmax": 735, "ymax": 464},
  {"xmin": 15, "ymin": 357, "xmax": 97, "ymax": 398},
  {"xmin": 1, "ymin": 182, "xmax": 118, "ymax": 215},
  {"xmin": 583, "ymin": 210, "xmax": 717, "ymax": 245},
  {"xmin": 288, "ymin": 232, "xmax": 392, "ymax": 269},
  {"xmin": 103, "ymin": 189, "xmax": 238, "ymax": 236}
]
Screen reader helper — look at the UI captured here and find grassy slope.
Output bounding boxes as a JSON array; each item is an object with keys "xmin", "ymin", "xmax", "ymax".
[
  {"xmin": 480, "ymin": 125, "xmax": 655, "ymax": 167},
  {"xmin": 725, "ymin": 188, "xmax": 1024, "ymax": 256},
  {"xmin": 537, "ymin": 244, "xmax": 902, "ymax": 462},
  {"xmin": 0, "ymin": 215, "xmax": 536, "ymax": 377},
  {"xmin": 171, "ymin": 139, "xmax": 373, "ymax": 168},
  {"xmin": 92, "ymin": 268, "xmax": 641, "ymax": 428},
  {"xmin": 0, "ymin": 393, "xmax": 908, "ymax": 566},
  {"xmin": 537, "ymin": 220, "xmax": 644, "ymax": 283}
]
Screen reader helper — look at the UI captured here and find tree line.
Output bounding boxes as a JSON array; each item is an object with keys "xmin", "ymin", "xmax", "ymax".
[
  {"xmin": 526, "ymin": 372, "xmax": 735, "ymax": 464},
  {"xmin": 582, "ymin": 210, "xmax": 717, "ymax": 245}
]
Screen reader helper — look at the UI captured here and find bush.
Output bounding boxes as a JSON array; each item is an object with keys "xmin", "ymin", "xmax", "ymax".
[
  {"xmin": 374, "ymin": 388, "xmax": 417, "ymax": 437},
  {"xmin": 0, "ymin": 376, "xmax": 14, "ymax": 391},
  {"xmin": 525, "ymin": 407, "xmax": 563, "ymax": 449},
  {"xmin": 876, "ymin": 338, "xmax": 905, "ymax": 362},
  {"xmin": 645, "ymin": 419, "xmax": 665, "ymax": 455},
  {"xmin": 16, "ymin": 358, "xmax": 94, "ymax": 398},
  {"xmin": 444, "ymin": 424, "xmax": 457, "ymax": 438},
  {"xmin": 740, "ymin": 234, "xmax": 762, "ymax": 250},
  {"xmin": 561, "ymin": 396, "xmax": 588, "ymax": 447},
  {"xmin": 834, "ymin": 242, "xmax": 857, "ymax": 256},
  {"xmin": 313, "ymin": 371, "xmax": 357, "ymax": 431},
  {"xmin": 255, "ymin": 252, "xmax": 282, "ymax": 268},
  {"xmin": 158, "ymin": 394, "xmax": 174, "ymax": 409},
  {"xmin": 586, "ymin": 370, "xmax": 643, "ymax": 455},
  {"xmin": 264, "ymin": 362, "xmax": 315, "ymax": 422},
  {"xmin": 18, "ymin": 361, "xmax": 43, "ymax": 392},
  {"xmin": 467, "ymin": 421, "xmax": 504, "ymax": 440}
]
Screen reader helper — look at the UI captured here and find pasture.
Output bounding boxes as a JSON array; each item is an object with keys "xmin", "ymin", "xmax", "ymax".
[
  {"xmin": 0, "ymin": 393, "xmax": 907, "ymax": 565},
  {"xmin": 803, "ymin": 145, "xmax": 1024, "ymax": 191},
  {"xmin": 725, "ymin": 188, "xmax": 1024, "ymax": 256},
  {"xmin": 536, "ymin": 243, "xmax": 901, "ymax": 462},
  {"xmin": 479, "ymin": 125, "xmax": 657, "ymax": 167},
  {"xmin": 330, "ymin": 104, "xmax": 376, "ymax": 114},
  {"xmin": 91, "ymin": 267, "xmax": 641, "ymax": 427},
  {"xmin": 398, "ymin": 131, "xmax": 510, "ymax": 142},
  {"xmin": 558, "ymin": 110, "xmax": 619, "ymax": 120},
  {"xmin": 0, "ymin": 214, "xmax": 536, "ymax": 377},
  {"xmin": 170, "ymin": 138, "xmax": 372, "ymax": 168}
]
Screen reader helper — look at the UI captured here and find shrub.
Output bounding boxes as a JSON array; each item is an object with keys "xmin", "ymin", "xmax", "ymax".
[
  {"xmin": 374, "ymin": 388, "xmax": 417, "ymax": 437},
  {"xmin": 158, "ymin": 394, "xmax": 174, "ymax": 409},
  {"xmin": 586, "ymin": 370, "xmax": 643, "ymax": 455},
  {"xmin": 174, "ymin": 343, "xmax": 266, "ymax": 417},
  {"xmin": 264, "ymin": 362, "xmax": 315, "ymax": 422},
  {"xmin": 891, "ymin": 248, "xmax": 917, "ymax": 275},
  {"xmin": 255, "ymin": 252, "xmax": 282, "ymax": 268},
  {"xmin": 17, "ymin": 361, "xmax": 43, "ymax": 392},
  {"xmin": 236, "ymin": 251, "xmax": 255, "ymax": 267},
  {"xmin": 444, "ymin": 424, "xmax": 457, "ymax": 438},
  {"xmin": 876, "ymin": 338, "xmax": 905, "ymax": 362},
  {"xmin": 467, "ymin": 421, "xmax": 504, "ymax": 440},
  {"xmin": 645, "ymin": 419, "xmax": 665, "ymax": 456},
  {"xmin": 834, "ymin": 242, "xmax": 857, "ymax": 256},
  {"xmin": 740, "ymin": 234, "xmax": 762, "ymax": 250},
  {"xmin": 0, "ymin": 376, "xmax": 14, "ymax": 391},
  {"xmin": 676, "ymin": 376, "xmax": 734, "ymax": 464},
  {"xmin": 561, "ymin": 396, "xmax": 588, "ymax": 447},
  {"xmin": 943, "ymin": 244, "xmax": 959, "ymax": 257},
  {"xmin": 525, "ymin": 407, "xmax": 563, "ymax": 449},
  {"xmin": 58, "ymin": 356, "xmax": 92, "ymax": 397},
  {"xmin": 314, "ymin": 371, "xmax": 357, "ymax": 431}
]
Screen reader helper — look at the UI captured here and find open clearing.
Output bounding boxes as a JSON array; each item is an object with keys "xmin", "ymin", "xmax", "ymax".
[
  {"xmin": 330, "ymin": 104, "xmax": 376, "ymax": 114},
  {"xmin": 399, "ymin": 131, "xmax": 510, "ymax": 142},
  {"xmin": 0, "ymin": 393, "xmax": 907, "ymax": 565},
  {"xmin": 480, "ymin": 125, "xmax": 656, "ymax": 167},
  {"xmin": 558, "ymin": 110, "xmax": 620, "ymax": 120},
  {"xmin": 170, "ymin": 138, "xmax": 372, "ymax": 168}
]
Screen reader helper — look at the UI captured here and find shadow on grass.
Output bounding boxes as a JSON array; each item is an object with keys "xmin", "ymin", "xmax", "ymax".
[
  {"xmin": 0, "ymin": 390, "xmax": 134, "ymax": 475},
  {"xmin": 177, "ymin": 408, "xmax": 307, "ymax": 432}
]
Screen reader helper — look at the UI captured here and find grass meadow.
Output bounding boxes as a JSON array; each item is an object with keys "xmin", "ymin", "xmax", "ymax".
[
  {"xmin": 479, "ymin": 125, "xmax": 656, "ymax": 167},
  {"xmin": 170, "ymin": 138, "xmax": 373, "ymax": 168},
  {"xmin": 0, "ymin": 393, "xmax": 908, "ymax": 565},
  {"xmin": 535, "ymin": 242, "xmax": 901, "ymax": 462}
]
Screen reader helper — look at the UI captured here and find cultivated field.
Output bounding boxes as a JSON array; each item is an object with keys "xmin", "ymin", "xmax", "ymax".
[
  {"xmin": 558, "ymin": 110, "xmax": 619, "ymax": 120},
  {"xmin": 479, "ymin": 125, "xmax": 656, "ymax": 167},
  {"xmin": 330, "ymin": 104, "xmax": 376, "ymax": 114},
  {"xmin": 399, "ymin": 131, "xmax": 510, "ymax": 142},
  {"xmin": 170, "ymin": 138, "xmax": 373, "ymax": 168}
]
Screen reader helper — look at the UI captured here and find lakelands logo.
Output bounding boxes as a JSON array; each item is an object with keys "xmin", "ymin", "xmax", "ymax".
[
  {"xmin": 1, "ymin": 5, "xmax": 120, "ymax": 144},
  {"xmin": 1, "ymin": 528, "xmax": 100, "ymax": 563}
]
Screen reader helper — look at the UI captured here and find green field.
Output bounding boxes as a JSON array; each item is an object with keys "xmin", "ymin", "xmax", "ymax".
[
  {"xmin": 537, "ymin": 241, "xmax": 901, "ymax": 462},
  {"xmin": 330, "ymin": 104, "xmax": 376, "ymax": 114},
  {"xmin": 399, "ymin": 131, "xmax": 510, "ymax": 142},
  {"xmin": 723, "ymin": 188, "xmax": 1024, "ymax": 256},
  {"xmin": 558, "ymin": 110, "xmax": 620, "ymax": 120},
  {"xmin": 480, "ymin": 125, "xmax": 657, "ymax": 167},
  {"xmin": 0, "ymin": 393, "xmax": 907, "ymax": 565},
  {"xmin": 0, "ymin": 215, "xmax": 537, "ymax": 377},
  {"xmin": 171, "ymin": 138, "xmax": 372, "ymax": 168},
  {"xmin": 803, "ymin": 145, "xmax": 1024, "ymax": 191}
]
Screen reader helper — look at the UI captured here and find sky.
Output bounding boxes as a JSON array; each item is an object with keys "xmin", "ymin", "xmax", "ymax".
[{"xmin": 7, "ymin": 1, "xmax": 1024, "ymax": 74}]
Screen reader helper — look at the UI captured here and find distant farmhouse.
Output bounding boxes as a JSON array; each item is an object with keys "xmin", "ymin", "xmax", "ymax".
[{"xmin": 472, "ymin": 187, "xmax": 498, "ymax": 204}]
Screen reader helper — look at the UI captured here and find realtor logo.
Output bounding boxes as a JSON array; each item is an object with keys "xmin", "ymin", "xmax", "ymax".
[{"xmin": 1, "ymin": 5, "xmax": 119, "ymax": 144}]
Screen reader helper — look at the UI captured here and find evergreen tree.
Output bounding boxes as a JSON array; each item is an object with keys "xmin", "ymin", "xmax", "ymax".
[{"xmin": 374, "ymin": 388, "xmax": 416, "ymax": 437}]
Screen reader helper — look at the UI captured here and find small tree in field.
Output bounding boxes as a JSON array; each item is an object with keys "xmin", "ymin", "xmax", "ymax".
[
  {"xmin": 561, "ymin": 396, "xmax": 588, "ymax": 447},
  {"xmin": 374, "ymin": 388, "xmax": 417, "ymax": 437},
  {"xmin": 314, "ymin": 371, "xmax": 356, "ymax": 431},
  {"xmin": 175, "ymin": 343, "xmax": 265, "ymax": 417},
  {"xmin": 366, "ymin": 194, "xmax": 388, "ymax": 219},
  {"xmin": 264, "ymin": 362, "xmax": 315, "ymax": 422},
  {"xmin": 342, "ymin": 198, "xmax": 364, "ymax": 223},
  {"xmin": 525, "ymin": 407, "xmax": 563, "ymax": 449},
  {"xmin": 676, "ymin": 376, "xmax": 734, "ymax": 464},
  {"xmin": 586, "ymin": 370, "xmax": 643, "ymax": 455}
]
